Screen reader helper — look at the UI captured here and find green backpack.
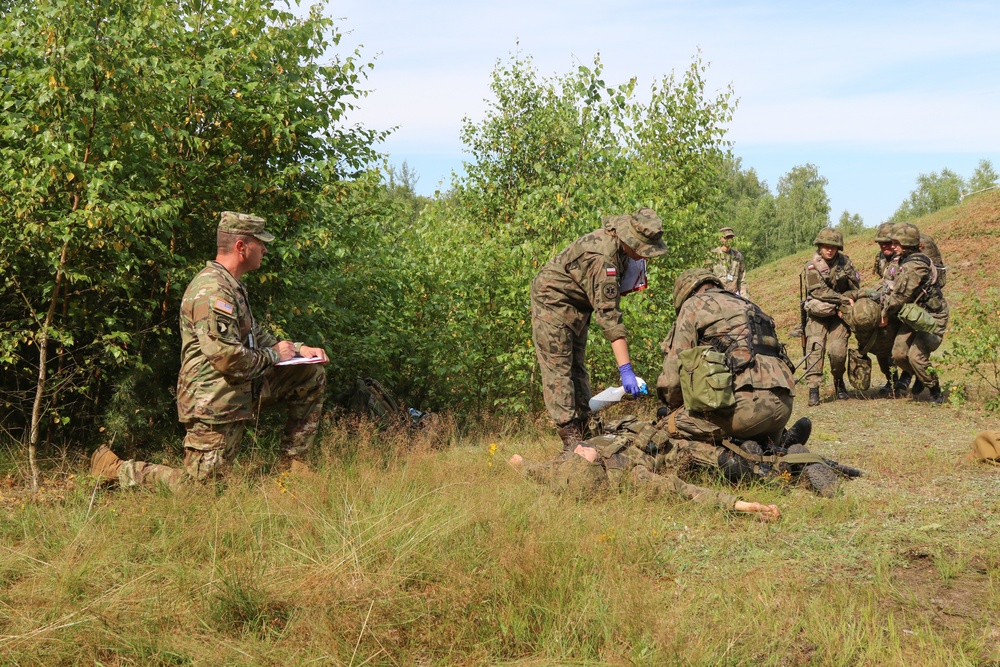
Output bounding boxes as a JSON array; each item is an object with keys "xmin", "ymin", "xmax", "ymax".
[{"xmin": 678, "ymin": 346, "xmax": 736, "ymax": 412}]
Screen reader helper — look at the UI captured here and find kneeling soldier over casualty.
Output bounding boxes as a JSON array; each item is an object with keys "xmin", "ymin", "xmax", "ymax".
[
  {"xmin": 656, "ymin": 268, "xmax": 859, "ymax": 496},
  {"xmin": 91, "ymin": 211, "xmax": 329, "ymax": 490}
]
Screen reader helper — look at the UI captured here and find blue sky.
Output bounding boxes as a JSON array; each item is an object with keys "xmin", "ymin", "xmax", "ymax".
[{"xmin": 329, "ymin": 0, "xmax": 1000, "ymax": 225}]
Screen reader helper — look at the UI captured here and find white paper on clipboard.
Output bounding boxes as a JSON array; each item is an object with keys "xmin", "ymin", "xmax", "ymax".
[
  {"xmin": 620, "ymin": 258, "xmax": 647, "ymax": 296},
  {"xmin": 275, "ymin": 356, "xmax": 327, "ymax": 367}
]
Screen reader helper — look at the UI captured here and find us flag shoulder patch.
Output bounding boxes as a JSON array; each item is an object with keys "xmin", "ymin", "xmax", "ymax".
[
  {"xmin": 606, "ymin": 267, "xmax": 617, "ymax": 276},
  {"xmin": 213, "ymin": 299, "xmax": 235, "ymax": 315}
]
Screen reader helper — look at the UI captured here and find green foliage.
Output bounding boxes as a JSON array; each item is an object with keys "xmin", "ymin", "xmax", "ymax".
[
  {"xmin": 774, "ymin": 163, "xmax": 831, "ymax": 252},
  {"xmin": 889, "ymin": 168, "xmax": 964, "ymax": 222},
  {"xmin": 0, "ymin": 0, "xmax": 383, "ymax": 448},
  {"xmin": 837, "ymin": 210, "xmax": 865, "ymax": 236},
  {"xmin": 941, "ymin": 290, "xmax": 1000, "ymax": 410},
  {"xmin": 718, "ymin": 157, "xmax": 777, "ymax": 268},
  {"xmin": 390, "ymin": 54, "xmax": 735, "ymax": 413},
  {"xmin": 967, "ymin": 158, "xmax": 999, "ymax": 194}
]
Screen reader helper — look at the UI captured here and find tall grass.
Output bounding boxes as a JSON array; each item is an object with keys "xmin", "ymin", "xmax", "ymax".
[{"xmin": 0, "ymin": 402, "xmax": 998, "ymax": 665}]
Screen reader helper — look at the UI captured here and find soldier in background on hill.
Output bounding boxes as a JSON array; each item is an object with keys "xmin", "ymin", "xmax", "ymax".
[
  {"xmin": 91, "ymin": 211, "xmax": 329, "ymax": 490},
  {"xmin": 530, "ymin": 208, "xmax": 668, "ymax": 451},
  {"xmin": 708, "ymin": 226, "xmax": 749, "ymax": 299},
  {"xmin": 801, "ymin": 228, "xmax": 861, "ymax": 406},
  {"xmin": 878, "ymin": 222, "xmax": 949, "ymax": 403}
]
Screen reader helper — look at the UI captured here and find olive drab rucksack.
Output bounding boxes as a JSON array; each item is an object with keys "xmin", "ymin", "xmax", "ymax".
[{"xmin": 348, "ymin": 377, "xmax": 402, "ymax": 421}]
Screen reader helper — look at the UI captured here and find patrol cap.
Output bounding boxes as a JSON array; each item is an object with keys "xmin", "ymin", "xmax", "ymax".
[
  {"xmin": 719, "ymin": 227, "xmax": 736, "ymax": 238},
  {"xmin": 218, "ymin": 211, "xmax": 275, "ymax": 243},
  {"xmin": 604, "ymin": 208, "xmax": 668, "ymax": 259}
]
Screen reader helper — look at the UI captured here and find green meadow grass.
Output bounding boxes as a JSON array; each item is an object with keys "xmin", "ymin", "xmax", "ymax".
[{"xmin": 1, "ymin": 399, "xmax": 998, "ymax": 666}]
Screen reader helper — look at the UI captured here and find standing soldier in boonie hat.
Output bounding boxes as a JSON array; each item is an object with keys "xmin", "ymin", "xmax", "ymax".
[
  {"xmin": 91, "ymin": 211, "xmax": 330, "ymax": 490},
  {"xmin": 530, "ymin": 208, "xmax": 668, "ymax": 451},
  {"xmin": 709, "ymin": 226, "xmax": 749, "ymax": 300}
]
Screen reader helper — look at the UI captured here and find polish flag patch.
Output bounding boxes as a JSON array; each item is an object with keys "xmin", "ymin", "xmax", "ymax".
[{"xmin": 606, "ymin": 267, "xmax": 617, "ymax": 276}]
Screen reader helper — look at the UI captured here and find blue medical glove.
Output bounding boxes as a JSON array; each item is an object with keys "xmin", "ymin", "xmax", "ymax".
[{"xmin": 619, "ymin": 363, "xmax": 641, "ymax": 397}]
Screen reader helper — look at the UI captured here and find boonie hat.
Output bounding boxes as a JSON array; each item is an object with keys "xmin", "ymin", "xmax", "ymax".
[
  {"xmin": 605, "ymin": 207, "xmax": 668, "ymax": 259},
  {"xmin": 218, "ymin": 211, "xmax": 275, "ymax": 243}
]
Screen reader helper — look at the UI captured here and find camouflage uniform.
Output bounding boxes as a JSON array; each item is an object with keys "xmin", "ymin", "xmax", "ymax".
[
  {"xmin": 709, "ymin": 246, "xmax": 749, "ymax": 299},
  {"xmin": 515, "ymin": 428, "xmax": 740, "ymax": 509},
  {"xmin": 657, "ymin": 272, "xmax": 795, "ymax": 469},
  {"xmin": 530, "ymin": 208, "xmax": 666, "ymax": 434},
  {"xmin": 112, "ymin": 213, "xmax": 325, "ymax": 490},
  {"xmin": 802, "ymin": 251, "xmax": 860, "ymax": 391},
  {"xmin": 881, "ymin": 251, "xmax": 949, "ymax": 388}
]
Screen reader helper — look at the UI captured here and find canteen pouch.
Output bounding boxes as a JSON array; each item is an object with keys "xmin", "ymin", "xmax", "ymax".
[
  {"xmin": 679, "ymin": 346, "xmax": 735, "ymax": 412},
  {"xmin": 847, "ymin": 348, "xmax": 872, "ymax": 391},
  {"xmin": 898, "ymin": 302, "xmax": 937, "ymax": 334}
]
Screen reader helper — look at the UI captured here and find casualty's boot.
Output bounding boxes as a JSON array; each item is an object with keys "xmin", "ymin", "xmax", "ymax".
[
  {"xmin": 894, "ymin": 371, "xmax": 912, "ymax": 398},
  {"xmin": 910, "ymin": 377, "xmax": 925, "ymax": 399},
  {"xmin": 928, "ymin": 381, "xmax": 945, "ymax": 404},
  {"xmin": 556, "ymin": 423, "xmax": 585, "ymax": 451},
  {"xmin": 781, "ymin": 417, "xmax": 813, "ymax": 448},
  {"xmin": 833, "ymin": 375, "xmax": 849, "ymax": 400},
  {"xmin": 803, "ymin": 461, "xmax": 840, "ymax": 498},
  {"xmin": 90, "ymin": 445, "xmax": 123, "ymax": 483},
  {"xmin": 808, "ymin": 387, "xmax": 820, "ymax": 407}
]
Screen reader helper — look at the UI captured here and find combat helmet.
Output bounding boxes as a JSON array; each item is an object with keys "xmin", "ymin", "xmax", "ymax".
[
  {"xmin": 813, "ymin": 227, "xmax": 844, "ymax": 249},
  {"xmin": 889, "ymin": 222, "xmax": 921, "ymax": 248},
  {"xmin": 874, "ymin": 222, "xmax": 895, "ymax": 243},
  {"xmin": 845, "ymin": 297, "xmax": 880, "ymax": 332},
  {"xmin": 672, "ymin": 268, "xmax": 723, "ymax": 311}
]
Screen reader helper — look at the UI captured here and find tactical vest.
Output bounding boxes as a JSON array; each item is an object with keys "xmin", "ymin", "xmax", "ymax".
[
  {"xmin": 901, "ymin": 254, "xmax": 945, "ymax": 313},
  {"xmin": 704, "ymin": 296, "xmax": 790, "ymax": 375}
]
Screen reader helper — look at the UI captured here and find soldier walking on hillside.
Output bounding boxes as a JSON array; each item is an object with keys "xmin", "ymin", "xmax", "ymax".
[
  {"xmin": 801, "ymin": 228, "xmax": 860, "ymax": 406},
  {"xmin": 879, "ymin": 222, "xmax": 949, "ymax": 403},
  {"xmin": 709, "ymin": 226, "xmax": 749, "ymax": 299},
  {"xmin": 91, "ymin": 211, "xmax": 329, "ymax": 490},
  {"xmin": 530, "ymin": 208, "xmax": 668, "ymax": 450}
]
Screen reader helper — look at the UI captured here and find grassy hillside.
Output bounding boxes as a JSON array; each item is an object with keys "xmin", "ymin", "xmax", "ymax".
[
  {"xmin": 752, "ymin": 189, "xmax": 998, "ymax": 336},
  {"xmin": 1, "ymin": 192, "xmax": 999, "ymax": 666}
]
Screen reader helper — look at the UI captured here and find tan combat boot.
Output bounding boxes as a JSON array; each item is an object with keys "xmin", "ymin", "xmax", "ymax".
[
  {"xmin": 556, "ymin": 423, "xmax": 584, "ymax": 451},
  {"xmin": 90, "ymin": 445, "xmax": 123, "ymax": 482}
]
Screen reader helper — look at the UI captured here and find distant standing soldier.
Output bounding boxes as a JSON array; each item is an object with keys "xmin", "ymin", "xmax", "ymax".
[
  {"xmin": 531, "ymin": 208, "xmax": 668, "ymax": 450},
  {"xmin": 879, "ymin": 222, "xmax": 949, "ymax": 403},
  {"xmin": 91, "ymin": 211, "xmax": 329, "ymax": 490},
  {"xmin": 709, "ymin": 227, "xmax": 749, "ymax": 299},
  {"xmin": 802, "ymin": 228, "xmax": 860, "ymax": 406}
]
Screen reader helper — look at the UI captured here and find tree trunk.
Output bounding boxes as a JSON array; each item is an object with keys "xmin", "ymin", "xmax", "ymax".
[{"xmin": 27, "ymin": 236, "xmax": 71, "ymax": 493}]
